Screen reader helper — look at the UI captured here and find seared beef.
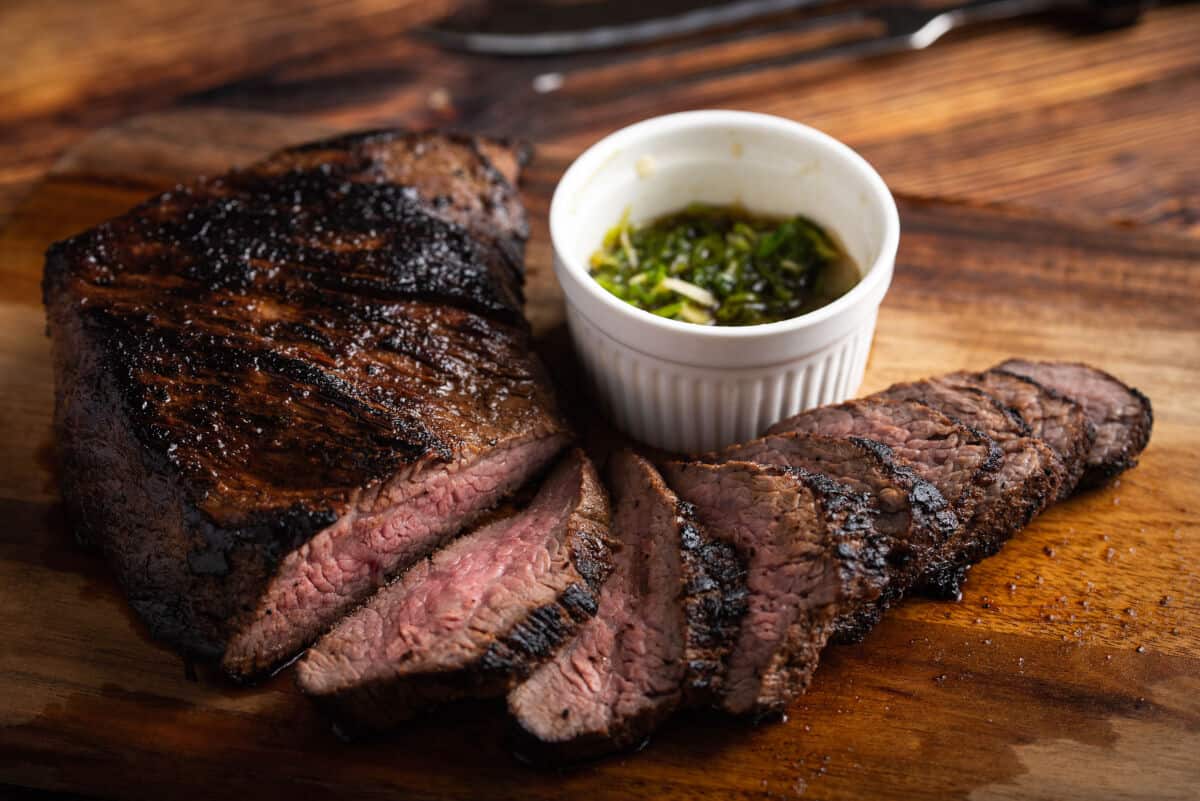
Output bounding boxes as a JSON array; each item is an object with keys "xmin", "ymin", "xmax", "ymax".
[
  {"xmin": 715, "ymin": 432, "xmax": 956, "ymax": 639},
  {"xmin": 44, "ymin": 130, "xmax": 570, "ymax": 680},
  {"xmin": 276, "ymin": 129, "xmax": 530, "ymax": 281},
  {"xmin": 766, "ymin": 397, "xmax": 1000, "ymax": 596},
  {"xmin": 997, "ymin": 360, "xmax": 1153, "ymax": 488},
  {"xmin": 297, "ymin": 449, "xmax": 612, "ymax": 733},
  {"xmin": 660, "ymin": 461, "xmax": 883, "ymax": 717},
  {"xmin": 876, "ymin": 380, "xmax": 1031, "ymax": 440},
  {"xmin": 508, "ymin": 451, "xmax": 742, "ymax": 757},
  {"xmin": 940, "ymin": 369, "xmax": 1095, "ymax": 498},
  {"xmin": 874, "ymin": 379, "xmax": 1066, "ymax": 585},
  {"xmin": 678, "ymin": 485, "xmax": 751, "ymax": 706}
]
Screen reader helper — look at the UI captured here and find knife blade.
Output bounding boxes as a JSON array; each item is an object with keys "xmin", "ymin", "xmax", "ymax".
[
  {"xmin": 425, "ymin": 0, "xmax": 1145, "ymax": 58},
  {"xmin": 425, "ymin": 0, "xmax": 836, "ymax": 56}
]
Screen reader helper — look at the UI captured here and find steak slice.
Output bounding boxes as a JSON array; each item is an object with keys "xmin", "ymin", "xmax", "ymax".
[
  {"xmin": 44, "ymin": 130, "xmax": 571, "ymax": 680},
  {"xmin": 661, "ymin": 461, "xmax": 883, "ymax": 717},
  {"xmin": 715, "ymin": 432, "xmax": 956, "ymax": 640},
  {"xmin": 508, "ymin": 451, "xmax": 744, "ymax": 758},
  {"xmin": 766, "ymin": 397, "xmax": 1000, "ymax": 597},
  {"xmin": 297, "ymin": 449, "xmax": 612, "ymax": 734},
  {"xmin": 997, "ymin": 360, "xmax": 1153, "ymax": 489},
  {"xmin": 940, "ymin": 369, "xmax": 1095, "ymax": 498},
  {"xmin": 874, "ymin": 379, "xmax": 1065, "ymax": 583}
]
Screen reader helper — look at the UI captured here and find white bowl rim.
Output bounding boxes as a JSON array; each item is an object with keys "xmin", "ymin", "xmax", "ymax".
[{"xmin": 549, "ymin": 110, "xmax": 900, "ymax": 341}]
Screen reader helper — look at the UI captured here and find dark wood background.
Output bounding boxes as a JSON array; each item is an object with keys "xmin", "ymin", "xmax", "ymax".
[{"xmin": 0, "ymin": 2, "xmax": 1198, "ymax": 799}]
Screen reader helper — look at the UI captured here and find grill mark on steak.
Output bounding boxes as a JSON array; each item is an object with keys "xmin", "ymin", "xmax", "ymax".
[
  {"xmin": 44, "ymin": 130, "xmax": 570, "ymax": 679},
  {"xmin": 296, "ymin": 450, "xmax": 613, "ymax": 735},
  {"xmin": 713, "ymin": 432, "xmax": 956, "ymax": 642},
  {"xmin": 279, "ymin": 129, "xmax": 530, "ymax": 278},
  {"xmin": 661, "ymin": 461, "xmax": 883, "ymax": 718},
  {"xmin": 875, "ymin": 381, "xmax": 1027, "ymax": 441},
  {"xmin": 678, "ymin": 496, "xmax": 749, "ymax": 705},
  {"xmin": 997, "ymin": 360, "xmax": 1153, "ymax": 489},
  {"xmin": 873, "ymin": 379, "xmax": 1066, "ymax": 594},
  {"xmin": 508, "ymin": 451, "xmax": 708, "ymax": 759},
  {"xmin": 940, "ymin": 369, "xmax": 1096, "ymax": 499},
  {"xmin": 766, "ymin": 397, "xmax": 1000, "ymax": 598}
]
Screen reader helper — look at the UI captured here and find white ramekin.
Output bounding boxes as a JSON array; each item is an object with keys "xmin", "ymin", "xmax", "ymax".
[{"xmin": 550, "ymin": 110, "xmax": 899, "ymax": 454}]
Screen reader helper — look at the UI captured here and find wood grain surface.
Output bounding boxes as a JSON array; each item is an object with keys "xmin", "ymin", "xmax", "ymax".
[
  {"xmin": 2, "ymin": 0, "xmax": 1199, "ymax": 797},
  {"xmin": 0, "ymin": 106, "xmax": 1197, "ymax": 801},
  {"xmin": 0, "ymin": 0, "xmax": 455, "ymax": 219},
  {"xmin": 3, "ymin": 2, "xmax": 1199, "ymax": 236}
]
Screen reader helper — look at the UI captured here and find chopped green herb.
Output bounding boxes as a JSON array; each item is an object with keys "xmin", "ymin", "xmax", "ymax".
[{"xmin": 588, "ymin": 204, "xmax": 859, "ymax": 326}]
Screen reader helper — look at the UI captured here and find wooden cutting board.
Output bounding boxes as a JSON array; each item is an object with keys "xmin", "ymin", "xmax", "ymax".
[{"xmin": 1, "ymin": 109, "xmax": 1197, "ymax": 801}]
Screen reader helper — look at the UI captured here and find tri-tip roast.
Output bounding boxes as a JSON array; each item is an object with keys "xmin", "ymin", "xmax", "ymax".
[
  {"xmin": 45, "ymin": 127, "xmax": 1153, "ymax": 763},
  {"xmin": 44, "ymin": 130, "xmax": 569, "ymax": 681}
]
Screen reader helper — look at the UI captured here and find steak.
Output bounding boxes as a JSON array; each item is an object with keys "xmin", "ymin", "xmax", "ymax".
[
  {"xmin": 44, "ymin": 130, "xmax": 570, "ymax": 680},
  {"xmin": 876, "ymin": 379, "xmax": 1032, "ymax": 440},
  {"xmin": 874, "ymin": 379, "xmax": 1066, "ymax": 583},
  {"xmin": 297, "ymin": 449, "xmax": 612, "ymax": 734},
  {"xmin": 508, "ymin": 451, "xmax": 743, "ymax": 758},
  {"xmin": 274, "ymin": 129, "xmax": 531, "ymax": 282},
  {"xmin": 939, "ymin": 369, "xmax": 1095, "ymax": 498},
  {"xmin": 997, "ymin": 360, "xmax": 1153, "ymax": 489},
  {"xmin": 660, "ymin": 461, "xmax": 883, "ymax": 717},
  {"xmin": 766, "ymin": 397, "xmax": 1000, "ymax": 597},
  {"xmin": 715, "ymin": 432, "xmax": 957, "ymax": 639}
]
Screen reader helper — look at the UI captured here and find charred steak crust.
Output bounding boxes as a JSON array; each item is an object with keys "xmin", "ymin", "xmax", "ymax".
[
  {"xmin": 279, "ymin": 129, "xmax": 531, "ymax": 280},
  {"xmin": 662, "ymin": 460, "xmax": 883, "ymax": 718},
  {"xmin": 996, "ymin": 360, "xmax": 1153, "ymax": 489},
  {"xmin": 677, "ymin": 498, "xmax": 749, "ymax": 705},
  {"xmin": 714, "ymin": 432, "xmax": 958, "ymax": 643},
  {"xmin": 766, "ymin": 397, "xmax": 1001, "ymax": 598},
  {"xmin": 873, "ymin": 378, "xmax": 1067, "ymax": 595},
  {"xmin": 876, "ymin": 380, "xmax": 1033, "ymax": 441},
  {"xmin": 44, "ymin": 130, "xmax": 571, "ymax": 677},
  {"xmin": 940, "ymin": 369, "xmax": 1095, "ymax": 499},
  {"xmin": 296, "ymin": 450, "xmax": 613, "ymax": 734}
]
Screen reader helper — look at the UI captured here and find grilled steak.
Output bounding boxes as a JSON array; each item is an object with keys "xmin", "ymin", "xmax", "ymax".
[
  {"xmin": 715, "ymin": 432, "xmax": 956, "ymax": 640},
  {"xmin": 997, "ymin": 360, "xmax": 1152, "ymax": 488},
  {"xmin": 766, "ymin": 397, "xmax": 1000, "ymax": 597},
  {"xmin": 940, "ymin": 369, "xmax": 1095, "ymax": 498},
  {"xmin": 508, "ymin": 451, "xmax": 740, "ymax": 757},
  {"xmin": 297, "ymin": 449, "xmax": 612, "ymax": 734},
  {"xmin": 661, "ymin": 461, "xmax": 883, "ymax": 717},
  {"xmin": 876, "ymin": 380, "xmax": 1032, "ymax": 440},
  {"xmin": 275, "ymin": 129, "xmax": 531, "ymax": 282},
  {"xmin": 874, "ymin": 379, "xmax": 1065, "ymax": 582},
  {"xmin": 44, "ymin": 130, "xmax": 570, "ymax": 680}
]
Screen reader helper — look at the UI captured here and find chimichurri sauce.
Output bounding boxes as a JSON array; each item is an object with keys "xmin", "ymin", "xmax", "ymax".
[{"xmin": 588, "ymin": 204, "xmax": 860, "ymax": 326}]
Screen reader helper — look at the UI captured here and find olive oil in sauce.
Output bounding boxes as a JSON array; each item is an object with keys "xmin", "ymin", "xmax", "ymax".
[{"xmin": 588, "ymin": 204, "xmax": 860, "ymax": 326}]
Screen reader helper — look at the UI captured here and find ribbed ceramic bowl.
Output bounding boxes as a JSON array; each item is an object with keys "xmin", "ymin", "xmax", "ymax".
[{"xmin": 551, "ymin": 110, "xmax": 899, "ymax": 453}]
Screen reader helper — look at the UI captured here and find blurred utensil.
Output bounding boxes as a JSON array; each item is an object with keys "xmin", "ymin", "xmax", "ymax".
[{"xmin": 426, "ymin": 0, "xmax": 1145, "ymax": 57}]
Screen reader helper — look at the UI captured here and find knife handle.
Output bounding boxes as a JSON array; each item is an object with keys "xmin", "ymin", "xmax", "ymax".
[{"xmin": 1081, "ymin": 0, "xmax": 1146, "ymax": 29}]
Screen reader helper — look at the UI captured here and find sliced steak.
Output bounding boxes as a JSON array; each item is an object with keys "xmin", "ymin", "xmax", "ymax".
[
  {"xmin": 44, "ymin": 130, "xmax": 570, "ymax": 680},
  {"xmin": 766, "ymin": 397, "xmax": 1000, "ymax": 596},
  {"xmin": 661, "ymin": 461, "xmax": 883, "ymax": 717},
  {"xmin": 940, "ymin": 369, "xmax": 1095, "ymax": 498},
  {"xmin": 997, "ymin": 360, "xmax": 1153, "ymax": 489},
  {"xmin": 874, "ymin": 379, "xmax": 1065, "ymax": 584},
  {"xmin": 509, "ymin": 451, "xmax": 744, "ymax": 758},
  {"xmin": 877, "ymin": 380, "xmax": 1032, "ymax": 439},
  {"xmin": 297, "ymin": 449, "xmax": 612, "ymax": 734},
  {"xmin": 715, "ymin": 432, "xmax": 956, "ymax": 640}
]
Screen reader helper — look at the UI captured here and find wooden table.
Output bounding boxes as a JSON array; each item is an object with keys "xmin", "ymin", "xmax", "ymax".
[{"xmin": 1, "ymin": 3, "xmax": 1198, "ymax": 800}]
